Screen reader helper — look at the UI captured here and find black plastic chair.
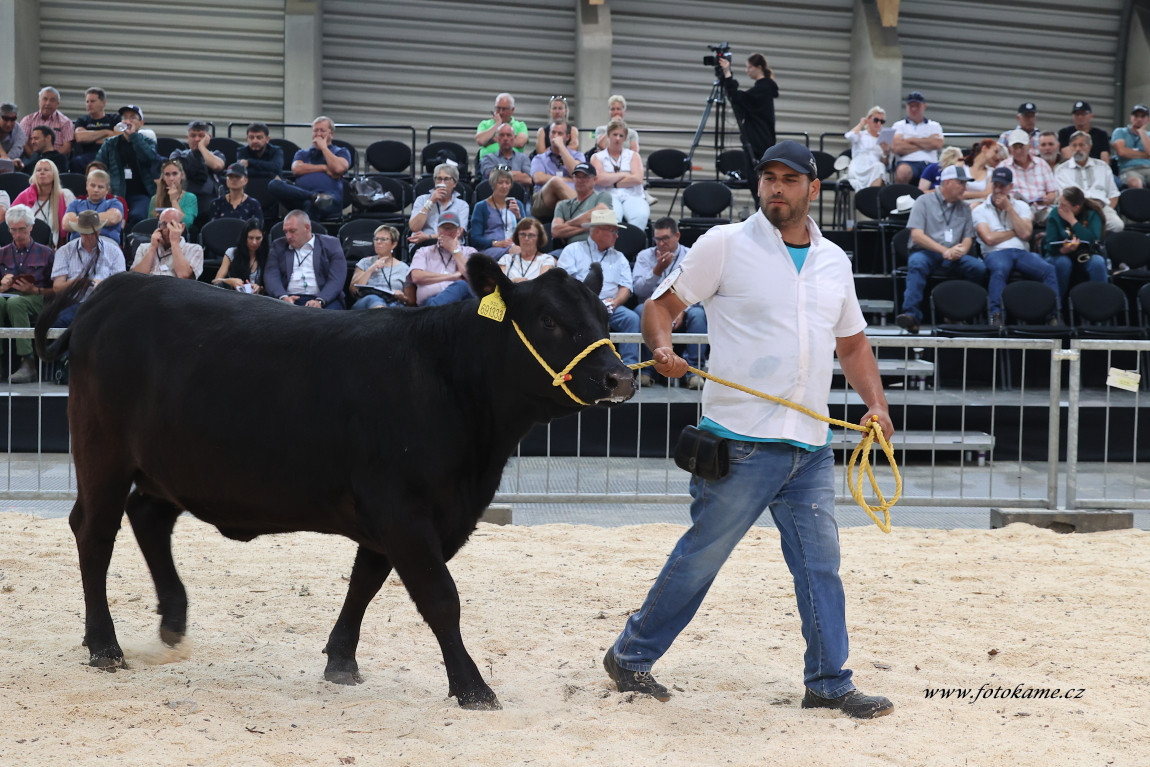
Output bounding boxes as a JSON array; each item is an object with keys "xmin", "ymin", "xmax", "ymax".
[
  {"xmin": 198, "ymin": 217, "xmax": 248, "ymax": 261},
  {"xmin": 1138, "ymin": 282, "xmax": 1150, "ymax": 328},
  {"xmin": 58, "ymin": 172, "xmax": 87, "ymax": 198},
  {"xmin": 646, "ymin": 149, "xmax": 690, "ymax": 189},
  {"xmin": 678, "ymin": 181, "xmax": 732, "ymax": 247},
  {"xmin": 0, "ymin": 171, "xmax": 30, "ymax": 199},
  {"xmin": 1118, "ymin": 188, "xmax": 1150, "ymax": 234},
  {"xmin": 365, "ymin": 140, "xmax": 414, "ymax": 182},
  {"xmin": 1001, "ymin": 281, "xmax": 1071, "ymax": 339},
  {"xmin": 338, "ymin": 218, "xmax": 384, "ymax": 251},
  {"xmin": 0, "ymin": 219, "xmax": 53, "ymax": 247},
  {"xmin": 615, "ymin": 223, "xmax": 648, "ymax": 264},
  {"xmin": 208, "ymin": 136, "xmax": 242, "ymax": 166},
  {"xmin": 268, "ymin": 219, "xmax": 327, "ymax": 243},
  {"xmin": 929, "ymin": 280, "xmax": 1008, "ymax": 388},
  {"xmin": 155, "ymin": 137, "xmax": 186, "ymax": 158},
  {"xmin": 1069, "ymin": 281, "xmax": 1143, "ymax": 338},
  {"xmin": 270, "ymin": 138, "xmax": 301, "ymax": 171},
  {"xmin": 715, "ymin": 149, "xmax": 751, "ymax": 186},
  {"xmin": 420, "ymin": 141, "xmax": 470, "ymax": 180}
]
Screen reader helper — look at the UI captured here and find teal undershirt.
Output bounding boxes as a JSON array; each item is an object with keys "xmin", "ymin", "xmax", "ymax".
[{"xmin": 698, "ymin": 242, "xmax": 832, "ymax": 452}]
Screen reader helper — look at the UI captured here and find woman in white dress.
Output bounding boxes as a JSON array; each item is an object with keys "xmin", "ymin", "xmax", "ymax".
[
  {"xmin": 591, "ymin": 119, "xmax": 649, "ymax": 230},
  {"xmin": 844, "ymin": 106, "xmax": 890, "ymax": 191}
]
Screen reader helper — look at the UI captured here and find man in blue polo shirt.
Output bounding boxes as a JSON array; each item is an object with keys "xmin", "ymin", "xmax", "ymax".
[
  {"xmin": 269, "ymin": 116, "xmax": 351, "ymax": 219},
  {"xmin": 61, "ymin": 169, "xmax": 124, "ymax": 242}
]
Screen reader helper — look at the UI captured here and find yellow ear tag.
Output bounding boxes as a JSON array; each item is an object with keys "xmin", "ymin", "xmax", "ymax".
[{"xmin": 477, "ymin": 288, "xmax": 507, "ymax": 323}]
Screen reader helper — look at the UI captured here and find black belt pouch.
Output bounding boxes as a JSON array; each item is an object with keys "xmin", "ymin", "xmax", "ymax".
[{"xmin": 674, "ymin": 425, "xmax": 730, "ymax": 481}]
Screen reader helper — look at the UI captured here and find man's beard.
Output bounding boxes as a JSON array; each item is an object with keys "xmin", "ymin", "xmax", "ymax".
[
  {"xmin": 763, "ymin": 198, "xmax": 808, "ymax": 229},
  {"xmin": 1073, "ymin": 151, "xmax": 1088, "ymax": 164}
]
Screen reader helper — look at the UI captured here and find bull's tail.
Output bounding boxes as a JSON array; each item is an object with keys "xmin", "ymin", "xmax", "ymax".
[{"xmin": 33, "ymin": 277, "xmax": 88, "ymax": 361}]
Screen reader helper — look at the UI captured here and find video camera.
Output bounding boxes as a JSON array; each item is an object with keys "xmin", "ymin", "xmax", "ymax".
[{"xmin": 703, "ymin": 42, "xmax": 732, "ymax": 70}]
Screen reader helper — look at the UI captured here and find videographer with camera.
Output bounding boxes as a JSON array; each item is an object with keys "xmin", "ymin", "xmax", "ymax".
[{"xmin": 717, "ymin": 48, "xmax": 778, "ymax": 159}]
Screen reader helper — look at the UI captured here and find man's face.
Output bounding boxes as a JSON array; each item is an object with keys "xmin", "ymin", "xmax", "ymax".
[
  {"xmin": 186, "ymin": 129, "xmax": 208, "ymax": 150},
  {"xmin": 589, "ymin": 225, "xmax": 619, "ymax": 252},
  {"xmin": 1070, "ymin": 136, "xmax": 1090, "ymax": 163},
  {"xmin": 86, "ymin": 177, "xmax": 108, "ymax": 202},
  {"xmin": 549, "ymin": 123, "xmax": 568, "ymax": 147},
  {"xmin": 1018, "ymin": 111, "xmax": 1036, "ymax": 132},
  {"xmin": 29, "ymin": 130, "xmax": 49, "ymax": 153},
  {"xmin": 495, "ymin": 125, "xmax": 515, "ymax": 153},
  {"xmin": 157, "ymin": 210, "xmax": 181, "ymax": 247},
  {"xmin": 0, "ymin": 113, "xmax": 14, "ymax": 135},
  {"xmin": 549, "ymin": 99, "xmax": 567, "ymax": 122},
  {"xmin": 119, "ymin": 111, "xmax": 143, "ymax": 133},
  {"xmin": 905, "ymin": 100, "xmax": 926, "ymax": 120},
  {"xmin": 246, "ymin": 130, "xmax": 268, "ymax": 152},
  {"xmin": 7, "ymin": 220, "xmax": 31, "ymax": 249},
  {"xmin": 939, "ymin": 178, "xmax": 966, "ymax": 203},
  {"xmin": 758, "ymin": 162, "xmax": 817, "ymax": 229},
  {"xmin": 572, "ymin": 171, "xmax": 595, "ymax": 195},
  {"xmin": 1072, "ymin": 110, "xmax": 1091, "ymax": 130},
  {"xmin": 1038, "ymin": 134, "xmax": 1059, "ymax": 159},
  {"xmin": 282, "ymin": 217, "xmax": 312, "ymax": 250},
  {"xmin": 992, "ymin": 181, "xmax": 1012, "ymax": 198},
  {"xmin": 437, "ymin": 223, "xmax": 460, "ymax": 242},
  {"xmin": 312, "ymin": 120, "xmax": 334, "ymax": 144},
  {"xmin": 79, "ymin": 232, "xmax": 100, "ymax": 250},
  {"xmin": 653, "ymin": 227, "xmax": 680, "ymax": 255},
  {"xmin": 1010, "ymin": 142, "xmax": 1030, "ymax": 165},
  {"xmin": 38, "ymin": 91, "xmax": 59, "ymax": 117},
  {"xmin": 1132, "ymin": 112, "xmax": 1150, "ymax": 130},
  {"xmin": 494, "ymin": 97, "xmax": 514, "ymax": 120},
  {"xmin": 85, "ymin": 92, "xmax": 105, "ymax": 117}
]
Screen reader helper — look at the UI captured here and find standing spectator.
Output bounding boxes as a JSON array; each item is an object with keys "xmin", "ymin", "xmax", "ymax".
[
  {"xmin": 0, "ymin": 205, "xmax": 55, "ymax": 383},
  {"xmin": 497, "ymin": 218, "xmax": 555, "ymax": 282},
  {"xmin": 19, "ymin": 87, "xmax": 74, "ymax": 156},
  {"xmin": 93, "ymin": 105, "xmax": 158, "ymax": 227},
  {"xmin": 1037, "ymin": 131, "xmax": 1062, "ymax": 171},
  {"xmin": 551, "ymin": 162, "xmax": 611, "ymax": 245},
  {"xmin": 1044, "ymin": 186, "xmax": 1108, "ymax": 298},
  {"xmin": 535, "ymin": 96, "xmax": 581, "ymax": 155},
  {"xmin": 1054, "ymin": 131, "xmax": 1123, "ymax": 233},
  {"xmin": 0, "ymin": 102, "xmax": 27, "ymax": 170},
  {"xmin": 530, "ymin": 122, "xmax": 585, "ymax": 220},
  {"xmin": 148, "ymin": 159, "xmax": 198, "ymax": 224},
  {"xmin": 408, "ymin": 163, "xmax": 470, "ymax": 245},
  {"xmin": 998, "ymin": 102, "xmax": 1040, "ymax": 155},
  {"xmin": 891, "ymin": 91, "xmax": 944, "ymax": 185},
  {"xmin": 50, "ymin": 209, "xmax": 126, "ymax": 328},
  {"xmin": 410, "ymin": 212, "xmax": 479, "ymax": 306},
  {"xmin": 895, "ymin": 165, "xmax": 984, "ymax": 335},
  {"xmin": 349, "ymin": 225, "xmax": 412, "ymax": 309},
  {"xmin": 1111, "ymin": 104, "xmax": 1150, "ymax": 189},
  {"xmin": 131, "ymin": 207, "xmax": 203, "ymax": 279},
  {"xmin": 718, "ymin": 52, "xmax": 779, "ymax": 159},
  {"xmin": 22, "ymin": 126, "xmax": 68, "ymax": 173},
  {"xmin": 1057, "ymin": 101, "xmax": 1111, "ymax": 164},
  {"xmin": 71, "ymin": 87, "xmax": 119, "ymax": 172},
  {"xmin": 212, "ymin": 218, "xmax": 267, "ymax": 293},
  {"xmin": 12, "ymin": 159, "xmax": 76, "ymax": 245},
  {"xmin": 264, "ymin": 210, "xmax": 347, "ymax": 308},
  {"xmin": 236, "ymin": 122, "xmax": 284, "ymax": 178},
  {"xmin": 268, "ymin": 116, "xmax": 351, "ymax": 219},
  {"xmin": 469, "ymin": 167, "xmax": 524, "ymax": 258},
  {"xmin": 844, "ymin": 107, "xmax": 890, "ymax": 190},
  {"xmin": 475, "ymin": 93, "xmax": 528, "ymax": 159},
  {"xmin": 594, "ymin": 95, "xmax": 640, "ymax": 152},
  {"xmin": 1001, "ymin": 129, "xmax": 1059, "ymax": 226},
  {"xmin": 62, "ymin": 169, "xmax": 124, "ymax": 242},
  {"xmin": 477, "ymin": 123, "xmax": 533, "ymax": 187},
  {"xmin": 208, "ymin": 163, "xmax": 264, "ymax": 225},
  {"xmin": 591, "ymin": 119, "xmax": 649, "ymax": 230}
]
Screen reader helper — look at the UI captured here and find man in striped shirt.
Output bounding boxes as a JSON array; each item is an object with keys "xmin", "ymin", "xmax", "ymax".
[{"xmin": 1001, "ymin": 129, "xmax": 1059, "ymax": 226}]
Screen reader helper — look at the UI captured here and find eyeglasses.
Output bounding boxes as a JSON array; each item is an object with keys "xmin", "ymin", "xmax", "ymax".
[
  {"xmin": 0, "ymin": 115, "xmax": 15, "ymax": 122},
  {"xmin": 518, "ymin": 232, "xmax": 538, "ymax": 239},
  {"xmin": 373, "ymin": 236, "xmax": 392, "ymax": 243},
  {"xmin": 872, "ymin": 117, "xmax": 886, "ymax": 124},
  {"xmin": 433, "ymin": 175, "xmax": 454, "ymax": 183},
  {"xmin": 653, "ymin": 234, "xmax": 675, "ymax": 243}
]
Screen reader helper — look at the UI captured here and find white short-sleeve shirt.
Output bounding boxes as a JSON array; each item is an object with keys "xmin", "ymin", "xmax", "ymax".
[
  {"xmin": 892, "ymin": 117, "xmax": 944, "ymax": 163},
  {"xmin": 972, "ymin": 199, "xmax": 1032, "ymax": 252},
  {"xmin": 669, "ymin": 211, "xmax": 866, "ymax": 445}
]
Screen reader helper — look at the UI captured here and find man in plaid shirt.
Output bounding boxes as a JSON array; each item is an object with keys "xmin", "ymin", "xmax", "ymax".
[{"xmin": 1002, "ymin": 129, "xmax": 1058, "ymax": 226}]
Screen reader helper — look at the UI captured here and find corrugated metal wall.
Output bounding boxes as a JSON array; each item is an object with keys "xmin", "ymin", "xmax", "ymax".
[
  {"xmin": 39, "ymin": 0, "xmax": 286, "ymax": 138},
  {"xmin": 899, "ymin": 0, "xmax": 1124, "ymax": 136}
]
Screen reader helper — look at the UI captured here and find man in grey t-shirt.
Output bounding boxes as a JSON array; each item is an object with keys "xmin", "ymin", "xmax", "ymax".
[
  {"xmin": 550, "ymin": 163, "xmax": 611, "ymax": 246},
  {"xmin": 895, "ymin": 164, "xmax": 985, "ymax": 334}
]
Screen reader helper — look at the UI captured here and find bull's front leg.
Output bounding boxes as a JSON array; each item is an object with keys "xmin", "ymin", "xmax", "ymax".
[{"xmin": 323, "ymin": 546, "xmax": 392, "ymax": 685}]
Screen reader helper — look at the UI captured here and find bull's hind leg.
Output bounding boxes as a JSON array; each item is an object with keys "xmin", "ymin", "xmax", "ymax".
[
  {"xmin": 323, "ymin": 546, "xmax": 391, "ymax": 685},
  {"xmin": 125, "ymin": 492, "xmax": 187, "ymax": 647},
  {"xmin": 69, "ymin": 480, "xmax": 132, "ymax": 669}
]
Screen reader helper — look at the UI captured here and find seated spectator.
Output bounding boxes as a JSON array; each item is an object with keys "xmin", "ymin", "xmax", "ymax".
[
  {"xmin": 973, "ymin": 168, "xmax": 1060, "ymax": 326},
  {"xmin": 917, "ymin": 146, "xmax": 963, "ymax": 192},
  {"xmin": 62, "ymin": 169, "xmax": 124, "ymax": 242},
  {"xmin": 556, "ymin": 209, "xmax": 639, "ymax": 366},
  {"xmin": 475, "ymin": 93, "xmax": 528, "ymax": 159},
  {"xmin": 349, "ymin": 225, "xmax": 413, "ymax": 309},
  {"xmin": 1111, "ymin": 104, "xmax": 1150, "ymax": 189},
  {"xmin": 530, "ymin": 121, "xmax": 586, "ymax": 220},
  {"xmin": 148, "ymin": 159, "xmax": 198, "ymax": 224},
  {"xmin": 591, "ymin": 119, "xmax": 649, "ymax": 230},
  {"xmin": 19, "ymin": 87, "xmax": 74, "ymax": 157},
  {"xmin": 93, "ymin": 104, "xmax": 158, "ymax": 227},
  {"xmin": 410, "ymin": 212, "xmax": 478, "ymax": 306},
  {"xmin": 631, "ymin": 217, "xmax": 706, "ymax": 388},
  {"xmin": 263, "ymin": 209, "xmax": 346, "ymax": 308},
  {"xmin": 12, "ymin": 158, "xmax": 76, "ymax": 245},
  {"xmin": 1002, "ymin": 129, "xmax": 1059, "ymax": 226},
  {"xmin": 998, "ymin": 102, "xmax": 1040, "ymax": 155},
  {"xmin": 497, "ymin": 217, "xmax": 555, "ymax": 282},
  {"xmin": 71, "ymin": 87, "xmax": 119, "ymax": 173},
  {"xmin": 470, "ymin": 167, "xmax": 524, "ymax": 258},
  {"xmin": 1058, "ymin": 101, "xmax": 1110, "ymax": 164},
  {"xmin": 407, "ymin": 163, "xmax": 469, "ymax": 246},
  {"xmin": 50, "ymin": 209, "xmax": 126, "ymax": 328},
  {"xmin": 550, "ymin": 162, "xmax": 611, "ymax": 245},
  {"xmin": 269, "ymin": 116, "xmax": 351, "ymax": 220},
  {"xmin": 1044, "ymin": 186, "xmax": 1108, "ymax": 299},
  {"xmin": 891, "ymin": 91, "xmax": 943, "ymax": 185},
  {"xmin": 1054, "ymin": 131, "xmax": 1123, "ymax": 234},
  {"xmin": 23, "ymin": 126, "xmax": 68, "ymax": 173},
  {"xmin": 168, "ymin": 120, "xmax": 226, "ymax": 200},
  {"xmin": 0, "ymin": 102, "xmax": 27, "ymax": 171},
  {"xmin": 594, "ymin": 95, "xmax": 639, "ymax": 152},
  {"xmin": 0, "ymin": 190, "xmax": 8, "ymax": 216},
  {"xmin": 211, "ymin": 218, "xmax": 267, "ymax": 293},
  {"xmin": 961, "ymin": 139, "xmax": 1003, "ymax": 206},
  {"xmin": 477, "ymin": 123, "xmax": 533, "ymax": 187},
  {"xmin": 131, "ymin": 207, "xmax": 203, "ymax": 279},
  {"xmin": 208, "ymin": 163, "xmax": 263, "ymax": 225},
  {"xmin": 1038, "ymin": 131, "xmax": 1062, "ymax": 170},
  {"xmin": 0, "ymin": 205, "xmax": 56, "ymax": 383},
  {"xmin": 895, "ymin": 165, "xmax": 985, "ymax": 335},
  {"xmin": 236, "ymin": 122, "xmax": 284, "ymax": 178},
  {"xmin": 535, "ymin": 96, "xmax": 581, "ymax": 155},
  {"xmin": 844, "ymin": 107, "xmax": 890, "ymax": 190}
]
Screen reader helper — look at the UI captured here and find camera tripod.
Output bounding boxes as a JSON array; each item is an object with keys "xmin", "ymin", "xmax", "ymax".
[{"xmin": 673, "ymin": 74, "xmax": 760, "ymax": 214}]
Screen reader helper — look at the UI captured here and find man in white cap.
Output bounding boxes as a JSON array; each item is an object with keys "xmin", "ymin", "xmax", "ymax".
[
  {"xmin": 1002, "ymin": 128, "xmax": 1059, "ymax": 226},
  {"xmin": 556, "ymin": 208, "xmax": 640, "ymax": 366},
  {"xmin": 50, "ymin": 208, "xmax": 126, "ymax": 329},
  {"xmin": 0, "ymin": 204, "xmax": 56, "ymax": 382},
  {"xmin": 1112, "ymin": 104, "xmax": 1150, "ymax": 189}
]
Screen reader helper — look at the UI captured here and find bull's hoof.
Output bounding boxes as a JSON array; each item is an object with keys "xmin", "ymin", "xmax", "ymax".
[
  {"xmin": 324, "ymin": 669, "xmax": 364, "ymax": 686},
  {"xmin": 457, "ymin": 690, "xmax": 502, "ymax": 710},
  {"xmin": 89, "ymin": 652, "xmax": 126, "ymax": 671},
  {"xmin": 159, "ymin": 626, "xmax": 185, "ymax": 647}
]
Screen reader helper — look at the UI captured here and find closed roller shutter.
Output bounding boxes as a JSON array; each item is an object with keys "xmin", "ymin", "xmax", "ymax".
[
  {"xmin": 39, "ymin": 0, "xmax": 286, "ymax": 137},
  {"xmin": 899, "ymin": 0, "xmax": 1124, "ymax": 137},
  {"xmin": 322, "ymin": 0, "xmax": 577, "ymax": 160}
]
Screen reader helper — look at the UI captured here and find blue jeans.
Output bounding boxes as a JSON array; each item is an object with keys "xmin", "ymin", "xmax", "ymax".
[
  {"xmin": 609, "ymin": 305, "xmax": 640, "ymax": 366},
  {"xmin": 901, "ymin": 249, "xmax": 987, "ymax": 321},
  {"xmin": 351, "ymin": 294, "xmax": 402, "ymax": 310},
  {"xmin": 985, "ymin": 248, "xmax": 1061, "ymax": 314},
  {"xmin": 422, "ymin": 279, "xmax": 475, "ymax": 306},
  {"xmin": 612, "ymin": 443, "xmax": 853, "ymax": 698},
  {"xmin": 636, "ymin": 302, "xmax": 708, "ymax": 369},
  {"xmin": 125, "ymin": 194, "xmax": 152, "ymax": 229},
  {"xmin": 1047, "ymin": 253, "xmax": 1107, "ymax": 299}
]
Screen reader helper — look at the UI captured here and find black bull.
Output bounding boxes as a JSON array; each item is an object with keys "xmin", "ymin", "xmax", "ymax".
[{"xmin": 33, "ymin": 257, "xmax": 635, "ymax": 710}]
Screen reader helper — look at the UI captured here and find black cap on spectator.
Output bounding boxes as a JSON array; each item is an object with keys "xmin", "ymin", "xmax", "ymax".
[
  {"xmin": 904, "ymin": 91, "xmax": 926, "ymax": 104},
  {"xmin": 1018, "ymin": 102, "xmax": 1036, "ymax": 114},
  {"xmin": 991, "ymin": 167, "xmax": 1013, "ymax": 185},
  {"xmin": 572, "ymin": 162, "xmax": 596, "ymax": 177},
  {"xmin": 1072, "ymin": 100, "xmax": 1091, "ymax": 113},
  {"xmin": 225, "ymin": 162, "xmax": 247, "ymax": 177},
  {"xmin": 1132, "ymin": 104, "xmax": 1149, "ymax": 116},
  {"xmin": 118, "ymin": 104, "xmax": 144, "ymax": 120},
  {"xmin": 753, "ymin": 140, "xmax": 818, "ymax": 179}
]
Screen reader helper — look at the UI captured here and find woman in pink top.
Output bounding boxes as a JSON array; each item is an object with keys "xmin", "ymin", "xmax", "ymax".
[{"xmin": 13, "ymin": 159, "xmax": 75, "ymax": 245}]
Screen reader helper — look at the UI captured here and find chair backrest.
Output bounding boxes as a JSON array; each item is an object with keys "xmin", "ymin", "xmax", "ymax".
[
  {"xmin": 0, "ymin": 219, "xmax": 53, "ymax": 247},
  {"xmin": 1001, "ymin": 280, "xmax": 1058, "ymax": 323},
  {"xmin": 472, "ymin": 179, "xmax": 529, "ymax": 206},
  {"xmin": 1118, "ymin": 187, "xmax": 1150, "ymax": 223},
  {"xmin": 646, "ymin": 148, "xmax": 690, "ymax": 181},
  {"xmin": 155, "ymin": 136, "xmax": 186, "ymax": 157},
  {"xmin": 1104, "ymin": 230, "xmax": 1150, "ymax": 270},
  {"xmin": 715, "ymin": 149, "xmax": 750, "ymax": 182},
  {"xmin": 331, "ymin": 139, "xmax": 358, "ymax": 173},
  {"xmin": 58, "ymin": 172, "xmax": 88, "ymax": 198},
  {"xmin": 853, "ymin": 185, "xmax": 882, "ymax": 219},
  {"xmin": 198, "ymin": 217, "xmax": 249, "ymax": 260},
  {"xmin": 208, "ymin": 136, "xmax": 242, "ymax": 166},
  {"xmin": 421, "ymin": 141, "xmax": 470, "ymax": 178},
  {"xmin": 891, "ymin": 227, "xmax": 912, "ymax": 268},
  {"xmin": 614, "ymin": 223, "xmax": 648, "ymax": 263},
  {"xmin": 365, "ymin": 140, "xmax": 413, "ymax": 174},
  {"xmin": 878, "ymin": 184, "xmax": 923, "ymax": 217},
  {"xmin": 0, "ymin": 171, "xmax": 31, "ymax": 198},
  {"xmin": 1138, "ymin": 282, "xmax": 1150, "ymax": 326},
  {"xmin": 682, "ymin": 181, "xmax": 732, "ymax": 218},
  {"xmin": 929, "ymin": 280, "xmax": 989, "ymax": 324},
  {"xmin": 1069, "ymin": 281, "xmax": 1128, "ymax": 325},
  {"xmin": 270, "ymin": 138, "xmax": 301, "ymax": 170},
  {"xmin": 810, "ymin": 150, "xmax": 838, "ymax": 181},
  {"xmin": 337, "ymin": 218, "xmax": 385, "ymax": 249},
  {"xmin": 268, "ymin": 219, "xmax": 327, "ymax": 243}
]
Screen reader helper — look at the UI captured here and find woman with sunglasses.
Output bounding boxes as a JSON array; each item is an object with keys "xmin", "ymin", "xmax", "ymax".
[
  {"xmin": 536, "ymin": 96, "xmax": 580, "ymax": 155},
  {"xmin": 844, "ymin": 106, "xmax": 890, "ymax": 191},
  {"xmin": 497, "ymin": 217, "xmax": 554, "ymax": 283}
]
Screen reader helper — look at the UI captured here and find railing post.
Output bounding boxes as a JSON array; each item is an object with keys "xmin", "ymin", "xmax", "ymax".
[{"xmin": 1063, "ymin": 343, "xmax": 1082, "ymax": 510}]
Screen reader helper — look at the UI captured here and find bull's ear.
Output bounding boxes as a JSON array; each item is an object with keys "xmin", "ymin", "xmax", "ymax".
[
  {"xmin": 584, "ymin": 262, "xmax": 604, "ymax": 298},
  {"xmin": 468, "ymin": 254, "xmax": 514, "ymax": 298}
]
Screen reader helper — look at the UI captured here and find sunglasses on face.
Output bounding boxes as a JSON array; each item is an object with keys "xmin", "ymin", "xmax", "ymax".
[
  {"xmin": 872, "ymin": 117, "xmax": 886, "ymax": 124},
  {"xmin": 0, "ymin": 116, "xmax": 15, "ymax": 122}
]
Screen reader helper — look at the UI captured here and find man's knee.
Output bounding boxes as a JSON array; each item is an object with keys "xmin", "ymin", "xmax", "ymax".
[{"xmin": 611, "ymin": 305, "xmax": 640, "ymax": 332}]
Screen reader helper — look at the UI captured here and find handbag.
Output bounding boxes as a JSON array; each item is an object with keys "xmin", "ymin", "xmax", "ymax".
[{"xmin": 673, "ymin": 425, "xmax": 730, "ymax": 481}]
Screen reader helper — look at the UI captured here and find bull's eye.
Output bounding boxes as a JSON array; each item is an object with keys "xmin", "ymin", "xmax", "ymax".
[{"xmin": 541, "ymin": 315, "xmax": 556, "ymax": 330}]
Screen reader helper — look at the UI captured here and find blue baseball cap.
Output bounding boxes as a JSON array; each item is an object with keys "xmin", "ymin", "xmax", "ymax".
[{"xmin": 753, "ymin": 140, "xmax": 817, "ymax": 179}]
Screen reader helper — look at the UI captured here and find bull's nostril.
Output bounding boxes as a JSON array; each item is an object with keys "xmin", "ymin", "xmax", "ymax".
[{"xmin": 604, "ymin": 373, "xmax": 620, "ymax": 391}]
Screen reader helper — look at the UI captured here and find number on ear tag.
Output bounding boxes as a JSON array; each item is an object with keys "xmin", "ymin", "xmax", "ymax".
[{"xmin": 478, "ymin": 288, "xmax": 507, "ymax": 322}]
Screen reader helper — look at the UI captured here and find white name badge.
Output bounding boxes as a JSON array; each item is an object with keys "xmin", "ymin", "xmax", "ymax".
[
  {"xmin": 123, "ymin": 168, "xmax": 133, "ymax": 180},
  {"xmin": 943, "ymin": 228, "xmax": 953, "ymax": 243}
]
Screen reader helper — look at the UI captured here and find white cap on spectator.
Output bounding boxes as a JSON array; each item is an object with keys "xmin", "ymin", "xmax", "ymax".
[{"xmin": 1007, "ymin": 129, "xmax": 1030, "ymax": 146}]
